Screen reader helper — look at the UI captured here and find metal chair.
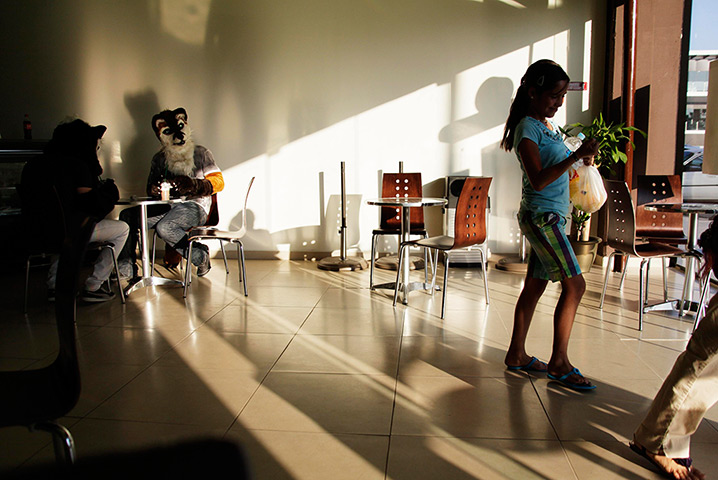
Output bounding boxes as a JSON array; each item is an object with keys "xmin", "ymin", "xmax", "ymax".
[
  {"xmin": 393, "ymin": 177, "xmax": 491, "ymax": 318},
  {"xmin": 370, "ymin": 172, "xmax": 430, "ymax": 290},
  {"xmin": 1, "ymin": 217, "xmax": 95, "ymax": 465},
  {"xmin": 21, "ymin": 182, "xmax": 125, "ymax": 311},
  {"xmin": 599, "ymin": 180, "xmax": 694, "ymax": 330},
  {"xmin": 183, "ymin": 177, "xmax": 255, "ymax": 297},
  {"xmin": 151, "ymin": 193, "xmax": 229, "ymax": 274}
]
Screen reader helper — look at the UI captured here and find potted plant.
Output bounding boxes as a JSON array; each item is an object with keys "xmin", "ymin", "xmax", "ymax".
[{"xmin": 561, "ymin": 114, "xmax": 647, "ymax": 272}]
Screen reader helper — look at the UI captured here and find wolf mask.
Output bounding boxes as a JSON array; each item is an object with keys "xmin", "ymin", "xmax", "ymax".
[{"xmin": 152, "ymin": 107, "xmax": 195, "ymax": 176}]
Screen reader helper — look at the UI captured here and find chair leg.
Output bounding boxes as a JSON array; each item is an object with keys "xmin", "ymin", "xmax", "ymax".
[
  {"xmin": 370, "ymin": 234, "xmax": 378, "ymax": 290},
  {"xmin": 24, "ymin": 256, "xmax": 31, "ymax": 314},
  {"xmin": 392, "ymin": 244, "xmax": 407, "ymax": 307},
  {"xmin": 220, "ymin": 240, "xmax": 229, "ymax": 274},
  {"xmin": 441, "ymin": 252, "xmax": 450, "ymax": 319},
  {"xmin": 638, "ymin": 258, "xmax": 649, "ymax": 331},
  {"xmin": 599, "ymin": 252, "xmax": 617, "ymax": 309},
  {"xmin": 238, "ymin": 242, "xmax": 248, "ymax": 296},
  {"xmin": 105, "ymin": 244, "xmax": 125, "ymax": 304},
  {"xmin": 661, "ymin": 257, "xmax": 668, "ymax": 302},
  {"xmin": 34, "ymin": 421, "xmax": 75, "ymax": 465},
  {"xmin": 618, "ymin": 256, "xmax": 629, "ymax": 290},
  {"xmin": 694, "ymin": 272, "xmax": 712, "ymax": 332},
  {"xmin": 183, "ymin": 241, "xmax": 193, "ymax": 298},
  {"xmin": 422, "ymin": 232, "xmax": 429, "ymax": 284},
  {"xmin": 479, "ymin": 246, "xmax": 489, "ymax": 305},
  {"xmin": 151, "ymin": 230, "xmax": 157, "ymax": 275}
]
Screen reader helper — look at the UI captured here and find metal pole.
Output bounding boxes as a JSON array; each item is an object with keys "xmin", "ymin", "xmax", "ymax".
[{"xmin": 340, "ymin": 161, "xmax": 347, "ymax": 260}]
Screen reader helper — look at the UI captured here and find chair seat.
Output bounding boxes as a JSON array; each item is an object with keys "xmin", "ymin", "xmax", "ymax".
[
  {"xmin": 188, "ymin": 227, "xmax": 245, "ymax": 241},
  {"xmin": 412, "ymin": 235, "xmax": 455, "ymax": 251},
  {"xmin": 632, "ymin": 242, "xmax": 687, "ymax": 257},
  {"xmin": 372, "ymin": 227, "xmax": 427, "ymax": 235}
]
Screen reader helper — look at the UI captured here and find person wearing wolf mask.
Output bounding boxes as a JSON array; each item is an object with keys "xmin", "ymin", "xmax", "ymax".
[{"xmin": 120, "ymin": 107, "xmax": 224, "ymax": 276}]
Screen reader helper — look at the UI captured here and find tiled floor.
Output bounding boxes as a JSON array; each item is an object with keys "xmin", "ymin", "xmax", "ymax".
[{"xmin": 2, "ymin": 255, "xmax": 718, "ymax": 479}]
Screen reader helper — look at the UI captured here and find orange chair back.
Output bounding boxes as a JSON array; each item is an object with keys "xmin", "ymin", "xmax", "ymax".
[
  {"xmin": 452, "ymin": 177, "xmax": 491, "ymax": 249},
  {"xmin": 379, "ymin": 173, "xmax": 425, "ymax": 230}
]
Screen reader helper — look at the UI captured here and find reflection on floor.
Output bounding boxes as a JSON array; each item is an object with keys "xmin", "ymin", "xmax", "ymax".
[{"xmin": 2, "ymin": 257, "xmax": 717, "ymax": 479}]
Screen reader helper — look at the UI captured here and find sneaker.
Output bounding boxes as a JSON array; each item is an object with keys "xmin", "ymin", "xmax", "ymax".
[
  {"xmin": 197, "ymin": 257, "xmax": 211, "ymax": 277},
  {"xmin": 47, "ymin": 289, "xmax": 56, "ymax": 302},
  {"xmin": 118, "ymin": 261, "xmax": 136, "ymax": 279},
  {"xmin": 82, "ymin": 287, "xmax": 116, "ymax": 303}
]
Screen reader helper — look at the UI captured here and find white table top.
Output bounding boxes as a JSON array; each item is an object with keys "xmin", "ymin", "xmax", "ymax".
[
  {"xmin": 644, "ymin": 202, "xmax": 718, "ymax": 214},
  {"xmin": 117, "ymin": 196, "xmax": 185, "ymax": 206},
  {"xmin": 366, "ymin": 197, "xmax": 447, "ymax": 207}
]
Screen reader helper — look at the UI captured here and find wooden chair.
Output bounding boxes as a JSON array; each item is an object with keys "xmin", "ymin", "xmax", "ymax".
[
  {"xmin": 599, "ymin": 180, "xmax": 694, "ymax": 330},
  {"xmin": 1, "ymin": 217, "xmax": 95, "ymax": 465},
  {"xmin": 370, "ymin": 173, "xmax": 430, "ymax": 290},
  {"xmin": 635, "ymin": 174, "xmax": 687, "ymax": 245},
  {"xmin": 393, "ymin": 177, "xmax": 491, "ymax": 318},
  {"xmin": 184, "ymin": 177, "xmax": 255, "ymax": 297}
]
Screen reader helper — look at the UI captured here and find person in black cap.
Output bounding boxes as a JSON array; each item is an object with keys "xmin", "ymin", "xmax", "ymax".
[{"xmin": 21, "ymin": 118, "xmax": 129, "ymax": 303}]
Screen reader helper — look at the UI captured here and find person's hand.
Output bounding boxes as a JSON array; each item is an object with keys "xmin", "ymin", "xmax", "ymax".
[
  {"xmin": 576, "ymin": 138, "xmax": 599, "ymax": 161},
  {"xmin": 148, "ymin": 182, "xmax": 162, "ymax": 197},
  {"xmin": 172, "ymin": 176, "xmax": 197, "ymax": 195}
]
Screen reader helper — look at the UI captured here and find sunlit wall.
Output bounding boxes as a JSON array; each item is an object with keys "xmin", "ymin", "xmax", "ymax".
[{"xmin": 0, "ymin": 0, "xmax": 605, "ymax": 257}]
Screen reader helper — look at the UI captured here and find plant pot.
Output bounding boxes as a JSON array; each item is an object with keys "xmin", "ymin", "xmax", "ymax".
[{"xmin": 570, "ymin": 236, "xmax": 601, "ymax": 274}]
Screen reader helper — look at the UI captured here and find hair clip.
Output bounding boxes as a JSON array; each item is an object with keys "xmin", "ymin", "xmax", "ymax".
[{"xmin": 536, "ymin": 75, "xmax": 545, "ymax": 87}]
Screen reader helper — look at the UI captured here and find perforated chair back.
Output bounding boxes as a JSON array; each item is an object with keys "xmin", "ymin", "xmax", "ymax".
[
  {"xmin": 605, "ymin": 179, "xmax": 639, "ymax": 256},
  {"xmin": 379, "ymin": 173, "xmax": 424, "ymax": 230},
  {"xmin": 451, "ymin": 177, "xmax": 491, "ymax": 249},
  {"xmin": 635, "ymin": 175, "xmax": 685, "ymax": 240}
]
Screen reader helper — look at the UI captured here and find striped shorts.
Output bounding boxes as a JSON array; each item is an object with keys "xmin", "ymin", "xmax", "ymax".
[{"xmin": 518, "ymin": 210, "xmax": 581, "ymax": 282}]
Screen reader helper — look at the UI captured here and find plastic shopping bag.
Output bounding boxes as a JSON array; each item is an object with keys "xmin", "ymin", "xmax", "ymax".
[{"xmin": 569, "ymin": 164, "xmax": 607, "ymax": 213}]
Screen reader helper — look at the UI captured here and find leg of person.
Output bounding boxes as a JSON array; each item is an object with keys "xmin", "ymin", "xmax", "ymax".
[
  {"xmin": 548, "ymin": 273, "xmax": 588, "ymax": 387},
  {"xmin": 82, "ymin": 219, "xmax": 130, "ymax": 302},
  {"xmin": 154, "ymin": 202, "xmax": 208, "ymax": 267},
  {"xmin": 118, "ymin": 206, "xmax": 140, "ymax": 277},
  {"xmin": 514, "ymin": 211, "xmax": 592, "ymax": 389},
  {"xmin": 632, "ymin": 302, "xmax": 718, "ymax": 479},
  {"xmin": 505, "ymin": 251, "xmax": 549, "ymax": 372}
]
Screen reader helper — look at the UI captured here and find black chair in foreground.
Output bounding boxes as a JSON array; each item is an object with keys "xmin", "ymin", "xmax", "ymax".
[
  {"xmin": 393, "ymin": 177, "xmax": 491, "ymax": 318},
  {"xmin": 1, "ymin": 217, "xmax": 95, "ymax": 465}
]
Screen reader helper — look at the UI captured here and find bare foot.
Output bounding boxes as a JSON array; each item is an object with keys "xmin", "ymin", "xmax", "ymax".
[
  {"xmin": 504, "ymin": 354, "xmax": 548, "ymax": 372},
  {"xmin": 630, "ymin": 441, "xmax": 705, "ymax": 480}
]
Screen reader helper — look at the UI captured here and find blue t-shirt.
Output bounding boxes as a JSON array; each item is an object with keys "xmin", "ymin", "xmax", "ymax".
[{"xmin": 514, "ymin": 116, "xmax": 571, "ymax": 217}]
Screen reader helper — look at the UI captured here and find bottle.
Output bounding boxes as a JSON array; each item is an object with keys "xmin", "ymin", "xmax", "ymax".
[
  {"xmin": 564, "ymin": 132, "xmax": 585, "ymax": 152},
  {"xmin": 23, "ymin": 114, "xmax": 32, "ymax": 140}
]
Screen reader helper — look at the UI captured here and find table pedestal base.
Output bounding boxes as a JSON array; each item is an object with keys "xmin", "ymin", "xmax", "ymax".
[
  {"xmin": 124, "ymin": 276, "xmax": 184, "ymax": 296},
  {"xmin": 375, "ymin": 255, "xmax": 425, "ymax": 271},
  {"xmin": 317, "ymin": 256, "xmax": 368, "ymax": 271},
  {"xmin": 372, "ymin": 281, "xmax": 440, "ymax": 304},
  {"xmin": 643, "ymin": 299, "xmax": 700, "ymax": 316}
]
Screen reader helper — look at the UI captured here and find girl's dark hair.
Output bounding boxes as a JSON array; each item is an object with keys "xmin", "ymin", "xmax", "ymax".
[{"xmin": 500, "ymin": 59, "xmax": 570, "ymax": 152}]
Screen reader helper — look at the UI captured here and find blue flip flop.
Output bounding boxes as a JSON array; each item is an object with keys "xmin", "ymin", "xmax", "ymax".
[
  {"xmin": 507, "ymin": 356, "xmax": 547, "ymax": 373},
  {"xmin": 547, "ymin": 367, "xmax": 596, "ymax": 391}
]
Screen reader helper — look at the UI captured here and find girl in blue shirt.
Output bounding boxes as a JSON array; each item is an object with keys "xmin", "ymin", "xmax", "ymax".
[{"xmin": 500, "ymin": 60, "xmax": 599, "ymax": 391}]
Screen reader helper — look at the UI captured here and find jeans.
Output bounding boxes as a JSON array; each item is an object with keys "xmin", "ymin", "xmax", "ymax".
[
  {"xmin": 47, "ymin": 218, "xmax": 129, "ymax": 291},
  {"xmin": 147, "ymin": 202, "xmax": 208, "ymax": 267},
  {"xmin": 633, "ymin": 293, "xmax": 718, "ymax": 458}
]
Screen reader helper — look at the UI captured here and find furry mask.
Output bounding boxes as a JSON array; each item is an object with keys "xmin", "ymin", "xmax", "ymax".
[{"xmin": 152, "ymin": 107, "xmax": 195, "ymax": 176}]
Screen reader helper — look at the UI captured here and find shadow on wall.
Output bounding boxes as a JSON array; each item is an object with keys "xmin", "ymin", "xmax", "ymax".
[
  {"xmin": 439, "ymin": 77, "xmax": 515, "ymax": 144},
  {"xmin": 269, "ymin": 193, "xmax": 364, "ymax": 260},
  {"xmin": 118, "ymin": 89, "xmax": 162, "ymax": 196},
  {"xmin": 228, "ymin": 208, "xmax": 278, "ymax": 258}
]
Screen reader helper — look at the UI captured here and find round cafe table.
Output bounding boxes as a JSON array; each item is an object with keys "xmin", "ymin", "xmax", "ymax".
[
  {"xmin": 366, "ymin": 197, "xmax": 447, "ymax": 303},
  {"xmin": 116, "ymin": 197, "xmax": 186, "ymax": 296}
]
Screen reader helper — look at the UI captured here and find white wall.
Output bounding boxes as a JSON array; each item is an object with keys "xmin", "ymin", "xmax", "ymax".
[{"xmin": 0, "ymin": 0, "xmax": 605, "ymax": 257}]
